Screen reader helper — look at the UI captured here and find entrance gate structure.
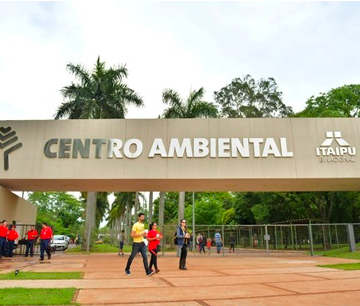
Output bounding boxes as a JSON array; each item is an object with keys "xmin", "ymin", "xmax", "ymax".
[{"xmin": 1, "ymin": 118, "xmax": 360, "ymax": 254}]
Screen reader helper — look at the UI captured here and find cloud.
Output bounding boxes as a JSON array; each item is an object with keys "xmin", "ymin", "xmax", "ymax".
[{"xmin": 1, "ymin": 1, "xmax": 360, "ymax": 121}]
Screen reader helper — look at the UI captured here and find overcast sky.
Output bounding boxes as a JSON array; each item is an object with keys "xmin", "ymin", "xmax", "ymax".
[{"xmin": 1, "ymin": 1, "xmax": 360, "ymax": 121}]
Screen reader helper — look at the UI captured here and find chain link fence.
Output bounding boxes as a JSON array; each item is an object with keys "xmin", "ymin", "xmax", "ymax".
[{"xmin": 156, "ymin": 223, "xmax": 360, "ymax": 257}]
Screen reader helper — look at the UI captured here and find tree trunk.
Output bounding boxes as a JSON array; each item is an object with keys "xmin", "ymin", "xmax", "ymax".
[
  {"xmin": 148, "ymin": 192, "xmax": 153, "ymax": 224},
  {"xmin": 178, "ymin": 191, "xmax": 185, "ymax": 224},
  {"xmin": 83, "ymin": 191, "xmax": 97, "ymax": 251},
  {"xmin": 159, "ymin": 192, "xmax": 165, "ymax": 227},
  {"xmin": 115, "ymin": 217, "xmax": 120, "ymax": 245},
  {"xmin": 134, "ymin": 192, "xmax": 139, "ymax": 222}
]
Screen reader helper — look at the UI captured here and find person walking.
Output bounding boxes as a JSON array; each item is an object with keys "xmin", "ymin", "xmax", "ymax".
[
  {"xmin": 206, "ymin": 237, "xmax": 212, "ymax": 254},
  {"xmin": 125, "ymin": 213, "xmax": 154, "ymax": 277},
  {"xmin": 117, "ymin": 230, "xmax": 125, "ymax": 256},
  {"xmin": 229, "ymin": 233, "xmax": 236, "ymax": 253},
  {"xmin": 147, "ymin": 222, "xmax": 162, "ymax": 273},
  {"xmin": 197, "ymin": 233, "xmax": 205, "ymax": 254},
  {"xmin": 25, "ymin": 225, "xmax": 38, "ymax": 257},
  {"xmin": 214, "ymin": 230, "xmax": 223, "ymax": 254},
  {"xmin": 0, "ymin": 220, "xmax": 8, "ymax": 260},
  {"xmin": 177, "ymin": 219, "xmax": 190, "ymax": 270},
  {"xmin": 7, "ymin": 225, "xmax": 18, "ymax": 258},
  {"xmin": 39, "ymin": 222, "xmax": 53, "ymax": 261}
]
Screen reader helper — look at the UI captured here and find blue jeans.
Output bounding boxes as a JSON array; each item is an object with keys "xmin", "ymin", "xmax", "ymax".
[
  {"xmin": 0, "ymin": 237, "xmax": 6, "ymax": 257},
  {"xmin": 40, "ymin": 239, "xmax": 51, "ymax": 260},
  {"xmin": 7, "ymin": 241, "xmax": 15, "ymax": 257},
  {"xmin": 25, "ymin": 240, "xmax": 35, "ymax": 256},
  {"xmin": 125, "ymin": 242, "xmax": 150, "ymax": 273},
  {"xmin": 216, "ymin": 242, "xmax": 222, "ymax": 253}
]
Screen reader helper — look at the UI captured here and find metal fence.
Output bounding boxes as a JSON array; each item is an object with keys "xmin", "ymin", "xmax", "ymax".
[
  {"xmin": 156, "ymin": 223, "xmax": 360, "ymax": 256},
  {"xmin": 4, "ymin": 224, "xmax": 40, "ymax": 256}
]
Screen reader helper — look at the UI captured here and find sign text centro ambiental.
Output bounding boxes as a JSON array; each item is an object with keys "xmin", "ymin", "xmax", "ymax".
[{"xmin": 44, "ymin": 137, "xmax": 294, "ymax": 159}]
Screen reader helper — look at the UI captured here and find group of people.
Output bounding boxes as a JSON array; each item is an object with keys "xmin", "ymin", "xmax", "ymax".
[
  {"xmin": 124, "ymin": 213, "xmax": 162, "ymax": 276},
  {"xmin": 0, "ymin": 220, "xmax": 53, "ymax": 261},
  {"xmin": 123, "ymin": 214, "xmax": 240, "ymax": 276},
  {"xmin": 0, "ymin": 220, "xmax": 19, "ymax": 258},
  {"xmin": 197, "ymin": 231, "xmax": 236, "ymax": 254},
  {"xmin": 124, "ymin": 213, "xmax": 193, "ymax": 276}
]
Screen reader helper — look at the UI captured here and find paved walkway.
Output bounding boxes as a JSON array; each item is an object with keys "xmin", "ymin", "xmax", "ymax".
[{"xmin": 1, "ymin": 252, "xmax": 360, "ymax": 305}]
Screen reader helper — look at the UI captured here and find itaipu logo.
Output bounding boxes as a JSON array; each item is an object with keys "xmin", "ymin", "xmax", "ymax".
[
  {"xmin": 0, "ymin": 127, "xmax": 23, "ymax": 170},
  {"xmin": 316, "ymin": 131, "xmax": 356, "ymax": 163}
]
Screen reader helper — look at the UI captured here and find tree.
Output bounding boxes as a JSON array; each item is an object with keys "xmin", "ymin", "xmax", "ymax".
[
  {"xmin": 28, "ymin": 192, "xmax": 84, "ymax": 237},
  {"xmin": 55, "ymin": 57, "xmax": 143, "ymax": 250},
  {"xmin": 214, "ymin": 74, "xmax": 293, "ymax": 118},
  {"xmin": 295, "ymin": 84, "xmax": 360, "ymax": 117},
  {"xmin": 161, "ymin": 87, "xmax": 219, "ymax": 223},
  {"xmin": 185, "ymin": 197, "xmax": 224, "ymax": 225}
]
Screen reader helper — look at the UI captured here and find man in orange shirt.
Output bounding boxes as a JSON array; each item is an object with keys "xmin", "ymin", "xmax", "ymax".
[
  {"xmin": 25, "ymin": 225, "xmax": 38, "ymax": 257},
  {"xmin": 0, "ymin": 220, "xmax": 8, "ymax": 260},
  {"xmin": 39, "ymin": 222, "xmax": 53, "ymax": 261},
  {"xmin": 7, "ymin": 225, "xmax": 18, "ymax": 258}
]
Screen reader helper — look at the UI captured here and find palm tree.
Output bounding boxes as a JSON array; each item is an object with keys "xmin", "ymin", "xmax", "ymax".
[
  {"xmin": 161, "ymin": 87, "xmax": 218, "ymax": 224},
  {"xmin": 107, "ymin": 193, "xmax": 128, "ymax": 245},
  {"xmin": 55, "ymin": 57, "xmax": 144, "ymax": 251}
]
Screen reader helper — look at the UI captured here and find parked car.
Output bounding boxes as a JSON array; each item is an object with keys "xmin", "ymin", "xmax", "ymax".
[{"xmin": 51, "ymin": 235, "xmax": 69, "ymax": 251}]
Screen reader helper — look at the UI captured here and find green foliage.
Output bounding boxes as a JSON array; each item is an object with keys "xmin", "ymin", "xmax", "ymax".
[
  {"xmin": 222, "ymin": 208, "xmax": 235, "ymax": 225},
  {"xmin": 251, "ymin": 203, "xmax": 270, "ymax": 224},
  {"xmin": 28, "ymin": 192, "xmax": 84, "ymax": 237},
  {"xmin": 55, "ymin": 56, "xmax": 143, "ymax": 120},
  {"xmin": 162, "ymin": 87, "xmax": 218, "ymax": 119},
  {"xmin": 152, "ymin": 192, "xmax": 234, "ymax": 225},
  {"xmin": 153, "ymin": 192, "xmax": 179, "ymax": 224},
  {"xmin": 185, "ymin": 197, "xmax": 224, "ymax": 225},
  {"xmin": 214, "ymin": 74, "xmax": 293, "ymax": 118},
  {"xmin": 0, "ymin": 272, "xmax": 83, "ymax": 280},
  {"xmin": 67, "ymin": 243, "xmax": 130, "ymax": 253},
  {"xmin": 296, "ymin": 84, "xmax": 360, "ymax": 118},
  {"xmin": 0, "ymin": 288, "xmax": 77, "ymax": 305}
]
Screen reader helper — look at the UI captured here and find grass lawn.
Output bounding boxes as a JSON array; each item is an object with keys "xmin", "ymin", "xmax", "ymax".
[
  {"xmin": 0, "ymin": 272, "xmax": 83, "ymax": 280},
  {"xmin": 0, "ymin": 288, "xmax": 77, "ymax": 305},
  {"xmin": 318, "ymin": 262, "xmax": 360, "ymax": 270},
  {"xmin": 313, "ymin": 244, "xmax": 360, "ymax": 260},
  {"xmin": 66, "ymin": 244, "xmax": 128, "ymax": 253}
]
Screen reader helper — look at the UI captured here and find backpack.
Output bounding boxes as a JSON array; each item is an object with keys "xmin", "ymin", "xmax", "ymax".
[{"xmin": 173, "ymin": 230, "xmax": 178, "ymax": 245}]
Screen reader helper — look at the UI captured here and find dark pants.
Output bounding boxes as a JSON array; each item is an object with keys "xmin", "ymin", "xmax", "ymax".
[
  {"xmin": 7, "ymin": 241, "xmax": 15, "ymax": 257},
  {"xmin": 125, "ymin": 242, "xmax": 150, "ymax": 273},
  {"xmin": 149, "ymin": 248, "xmax": 158, "ymax": 270},
  {"xmin": 179, "ymin": 244, "xmax": 187, "ymax": 267},
  {"xmin": 0, "ymin": 237, "xmax": 6, "ymax": 257},
  {"xmin": 230, "ymin": 243, "xmax": 235, "ymax": 252},
  {"xmin": 25, "ymin": 240, "xmax": 35, "ymax": 256},
  {"xmin": 40, "ymin": 239, "xmax": 51, "ymax": 260}
]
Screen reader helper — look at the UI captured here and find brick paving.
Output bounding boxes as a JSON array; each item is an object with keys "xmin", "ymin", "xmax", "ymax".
[{"xmin": 1, "ymin": 252, "xmax": 360, "ymax": 305}]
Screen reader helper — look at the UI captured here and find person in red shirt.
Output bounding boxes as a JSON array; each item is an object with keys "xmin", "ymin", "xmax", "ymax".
[
  {"xmin": 25, "ymin": 225, "xmax": 38, "ymax": 257},
  {"xmin": 147, "ymin": 222, "xmax": 163, "ymax": 273},
  {"xmin": 7, "ymin": 225, "xmax": 18, "ymax": 258},
  {"xmin": 0, "ymin": 220, "xmax": 8, "ymax": 259},
  {"xmin": 39, "ymin": 222, "xmax": 53, "ymax": 261}
]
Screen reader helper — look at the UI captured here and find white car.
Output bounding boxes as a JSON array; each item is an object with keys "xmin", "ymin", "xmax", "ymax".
[{"xmin": 51, "ymin": 235, "xmax": 69, "ymax": 251}]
